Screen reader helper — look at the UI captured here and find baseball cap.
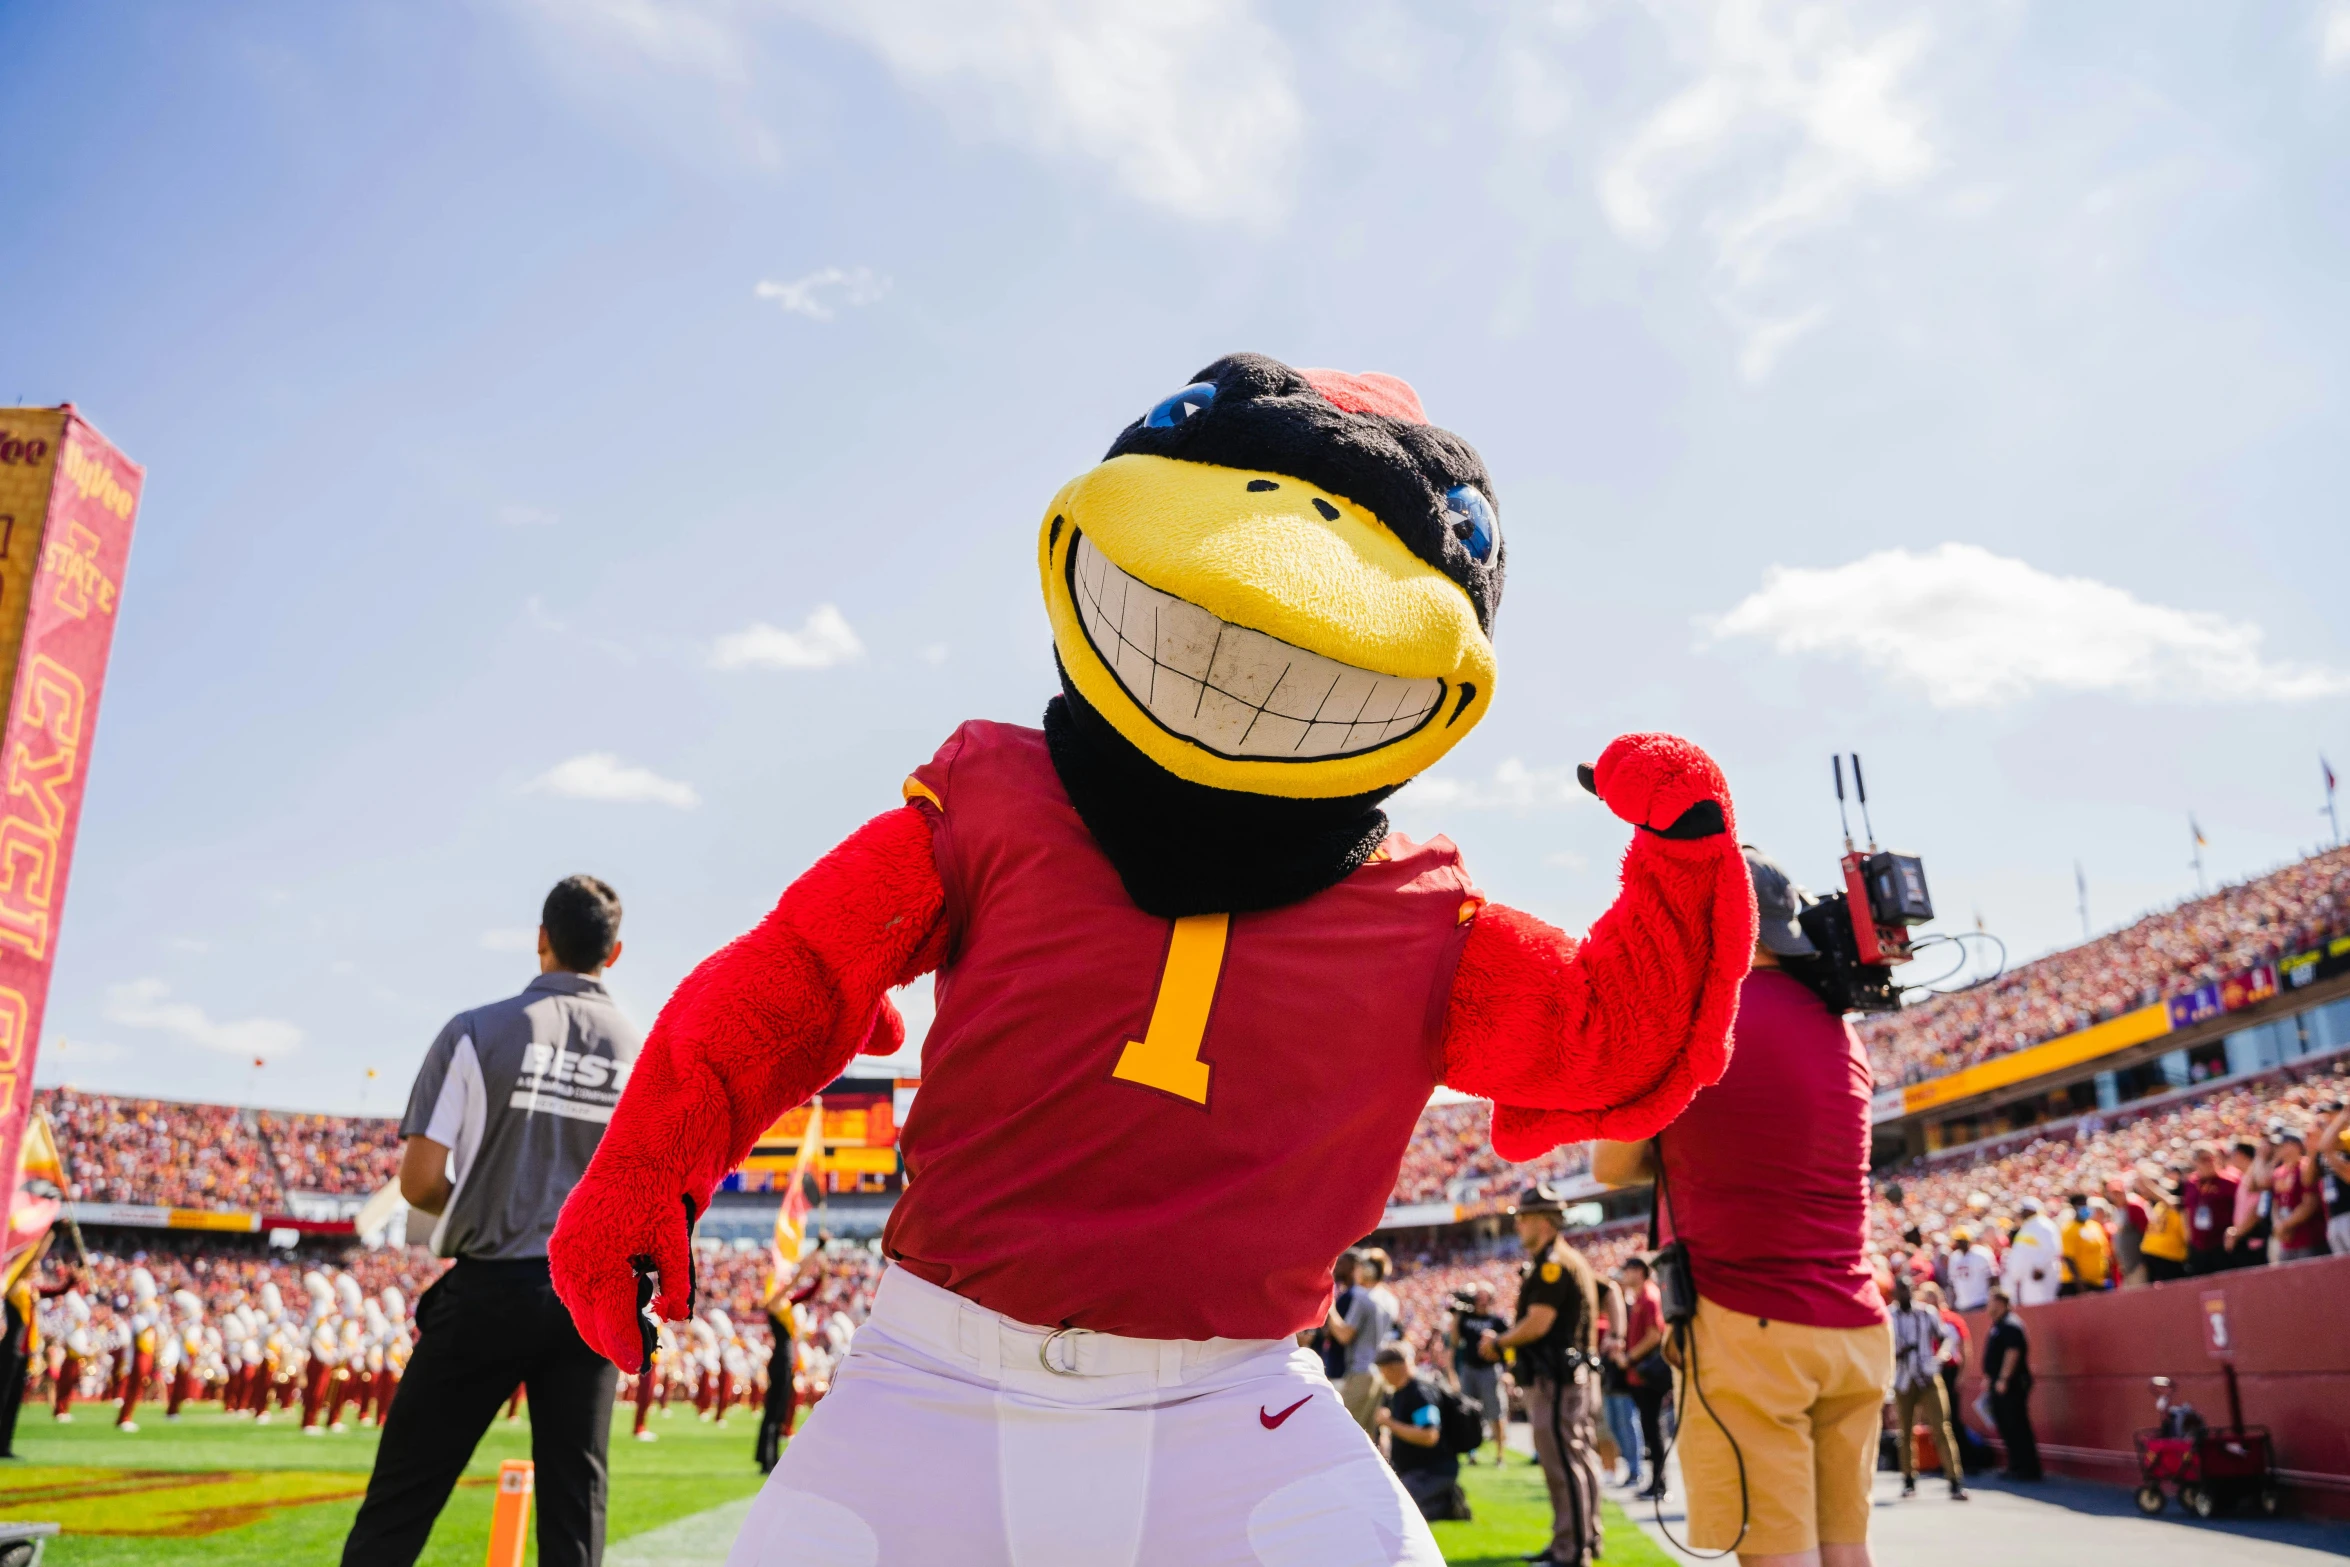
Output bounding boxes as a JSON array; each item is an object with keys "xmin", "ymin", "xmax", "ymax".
[{"xmin": 1743, "ymin": 846, "xmax": 1818, "ymax": 958}]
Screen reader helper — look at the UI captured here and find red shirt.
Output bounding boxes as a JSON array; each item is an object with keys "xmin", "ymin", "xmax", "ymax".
[
  {"xmin": 884, "ymin": 722, "xmax": 1477, "ymax": 1340},
  {"xmin": 2273, "ymin": 1159, "xmax": 2321, "ymax": 1250},
  {"xmin": 2186, "ymin": 1172, "xmax": 2237, "ymax": 1253},
  {"xmin": 1656, "ymin": 969, "xmax": 1886, "ymax": 1330},
  {"xmin": 1624, "ymin": 1282, "xmax": 1664, "ymax": 1357}
]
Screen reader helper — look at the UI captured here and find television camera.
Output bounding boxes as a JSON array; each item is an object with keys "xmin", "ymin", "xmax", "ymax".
[{"xmin": 1782, "ymin": 754, "xmax": 1944, "ymax": 1015}]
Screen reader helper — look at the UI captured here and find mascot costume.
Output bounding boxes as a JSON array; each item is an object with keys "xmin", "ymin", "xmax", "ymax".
[{"xmin": 549, "ymin": 354, "xmax": 1757, "ymax": 1566}]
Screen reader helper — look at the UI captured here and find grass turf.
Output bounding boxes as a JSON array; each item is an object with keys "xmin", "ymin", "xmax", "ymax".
[
  {"xmin": 0, "ymin": 1400, "xmax": 766, "ymax": 1565},
  {"xmin": 1, "ymin": 1404, "xmax": 1666, "ymax": 1565},
  {"xmin": 1437, "ymin": 1458, "xmax": 1675, "ymax": 1566}
]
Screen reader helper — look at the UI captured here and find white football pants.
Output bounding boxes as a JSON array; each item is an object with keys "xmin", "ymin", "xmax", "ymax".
[{"xmin": 724, "ymin": 1266, "xmax": 1443, "ymax": 1567}]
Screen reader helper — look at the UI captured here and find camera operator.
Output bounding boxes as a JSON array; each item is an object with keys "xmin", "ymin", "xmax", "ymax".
[
  {"xmin": 1450, "ymin": 1282, "xmax": 1509, "ymax": 1468},
  {"xmin": 1477, "ymin": 1185, "xmax": 1601, "ymax": 1567},
  {"xmin": 1594, "ymin": 847, "xmax": 1892, "ymax": 1567}
]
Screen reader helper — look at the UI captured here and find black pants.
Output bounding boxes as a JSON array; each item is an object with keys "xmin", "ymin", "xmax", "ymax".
[
  {"xmin": 1628, "ymin": 1379, "xmax": 1671, "ymax": 1489},
  {"xmin": 1992, "ymin": 1381, "xmax": 2040, "ymax": 1480},
  {"xmin": 2144, "ymin": 1255, "xmax": 2187, "ymax": 1284},
  {"xmin": 0, "ymin": 1302, "xmax": 27, "ymax": 1459},
  {"xmin": 755, "ymin": 1360, "xmax": 794, "ymax": 1474},
  {"xmin": 342, "ymin": 1258, "xmax": 617, "ymax": 1567}
]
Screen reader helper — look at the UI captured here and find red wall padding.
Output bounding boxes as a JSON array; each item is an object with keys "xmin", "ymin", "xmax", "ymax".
[{"xmin": 1952, "ymin": 1254, "xmax": 2350, "ymax": 1516}]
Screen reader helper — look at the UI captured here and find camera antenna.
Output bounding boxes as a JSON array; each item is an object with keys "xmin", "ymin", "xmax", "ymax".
[
  {"xmin": 1851, "ymin": 753, "xmax": 1877, "ymax": 851},
  {"xmin": 1833, "ymin": 756, "xmax": 1854, "ymax": 853}
]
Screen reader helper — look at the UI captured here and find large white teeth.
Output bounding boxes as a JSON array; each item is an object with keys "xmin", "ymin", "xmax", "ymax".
[{"xmin": 1071, "ymin": 534, "xmax": 1445, "ymax": 761}]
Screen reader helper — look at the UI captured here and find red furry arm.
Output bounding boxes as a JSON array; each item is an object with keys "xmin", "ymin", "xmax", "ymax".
[
  {"xmin": 1438, "ymin": 734, "xmax": 1758, "ymax": 1162},
  {"xmin": 550, "ymin": 805, "xmax": 947, "ymax": 1369}
]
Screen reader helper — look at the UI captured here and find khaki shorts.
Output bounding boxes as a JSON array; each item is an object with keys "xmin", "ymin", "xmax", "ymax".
[{"xmin": 1673, "ymin": 1299, "xmax": 1894, "ymax": 1556}]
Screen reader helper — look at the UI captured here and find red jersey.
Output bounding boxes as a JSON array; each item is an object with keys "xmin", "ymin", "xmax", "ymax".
[
  {"xmin": 884, "ymin": 721, "xmax": 1476, "ymax": 1340},
  {"xmin": 1657, "ymin": 969, "xmax": 1887, "ymax": 1330}
]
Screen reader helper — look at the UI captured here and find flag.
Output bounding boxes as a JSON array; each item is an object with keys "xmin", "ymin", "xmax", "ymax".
[
  {"xmin": 772, "ymin": 1098, "xmax": 824, "ymax": 1268},
  {"xmin": 2327, "ymin": 756, "xmax": 2338, "ymax": 793},
  {"xmin": 2191, "ymin": 816, "xmax": 2207, "ymax": 849},
  {"xmin": 2, "ymin": 1112, "xmax": 66, "ymax": 1296}
]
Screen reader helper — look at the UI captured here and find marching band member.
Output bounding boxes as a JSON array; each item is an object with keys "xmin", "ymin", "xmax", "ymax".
[
  {"xmin": 300, "ymin": 1271, "xmax": 339, "ymax": 1435},
  {"xmin": 162, "ymin": 1289, "xmax": 205, "ymax": 1419},
  {"xmin": 115, "ymin": 1268, "xmax": 160, "ymax": 1432}
]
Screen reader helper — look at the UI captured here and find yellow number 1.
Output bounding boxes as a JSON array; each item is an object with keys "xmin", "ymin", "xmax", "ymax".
[{"xmin": 1111, "ymin": 913, "xmax": 1230, "ymax": 1105}]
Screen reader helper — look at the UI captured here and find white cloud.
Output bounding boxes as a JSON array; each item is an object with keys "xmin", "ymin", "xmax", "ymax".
[
  {"xmin": 1400, "ymin": 758, "xmax": 1588, "ymax": 811},
  {"xmin": 755, "ymin": 267, "xmax": 891, "ymax": 321},
  {"xmin": 528, "ymin": 752, "xmax": 702, "ymax": 808},
  {"xmin": 102, "ymin": 979, "xmax": 305, "ymax": 1060},
  {"xmin": 794, "ymin": 0, "xmax": 1301, "ymax": 224},
  {"xmin": 166, "ymin": 936, "xmax": 209, "ymax": 954},
  {"xmin": 2325, "ymin": 4, "xmax": 2350, "ymax": 73},
  {"xmin": 1706, "ymin": 543, "xmax": 2350, "ymax": 707},
  {"xmin": 1599, "ymin": 1, "xmax": 1936, "ymax": 378},
  {"xmin": 711, "ymin": 604, "xmax": 865, "ymax": 670},
  {"xmin": 479, "ymin": 927, "xmax": 540, "ymax": 954}
]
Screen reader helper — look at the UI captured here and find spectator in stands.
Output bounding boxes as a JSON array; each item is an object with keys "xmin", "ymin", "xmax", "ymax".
[
  {"xmin": 2001, "ymin": 1198, "xmax": 2061, "ymax": 1305},
  {"xmin": 2184, "ymin": 1143, "xmax": 2238, "ymax": 1276},
  {"xmin": 1374, "ymin": 1342, "xmax": 1465, "ymax": 1523},
  {"xmin": 2222, "ymin": 1138, "xmax": 2269, "ymax": 1270},
  {"xmin": 1945, "ymin": 1228, "xmax": 1993, "ymax": 1311},
  {"xmin": 1451, "ymin": 1281, "xmax": 1508, "ymax": 1469},
  {"xmin": 2267, "ymin": 1126, "xmax": 2325, "ymax": 1264},
  {"xmin": 1888, "ymin": 1275, "xmax": 1966, "ymax": 1502},
  {"xmin": 344, "ymin": 875, "xmax": 639, "ymax": 1567},
  {"xmin": 2058, "ymin": 1196, "xmax": 2113, "ymax": 1295},
  {"xmin": 1327, "ymin": 1247, "xmax": 1398, "ymax": 1435},
  {"xmin": 1980, "ymin": 1288, "xmax": 2040, "ymax": 1482},
  {"xmin": 2105, "ymin": 1178, "xmax": 2147, "ymax": 1287},
  {"xmin": 2136, "ymin": 1170, "xmax": 2191, "ymax": 1284},
  {"xmin": 2321, "ymin": 1102, "xmax": 2350, "ymax": 1258}
]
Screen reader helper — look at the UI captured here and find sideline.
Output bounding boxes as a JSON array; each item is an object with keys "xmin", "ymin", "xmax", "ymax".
[{"xmin": 1627, "ymin": 1456, "xmax": 2350, "ymax": 1565}]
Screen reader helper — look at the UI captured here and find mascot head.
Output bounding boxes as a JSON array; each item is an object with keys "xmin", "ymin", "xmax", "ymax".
[
  {"xmin": 1035, "ymin": 353, "xmax": 1503, "ymax": 919},
  {"xmin": 1041, "ymin": 353, "xmax": 1501, "ymax": 800}
]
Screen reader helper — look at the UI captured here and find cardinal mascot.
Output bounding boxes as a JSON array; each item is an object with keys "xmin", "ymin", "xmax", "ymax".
[{"xmin": 548, "ymin": 353, "xmax": 1757, "ymax": 1566}]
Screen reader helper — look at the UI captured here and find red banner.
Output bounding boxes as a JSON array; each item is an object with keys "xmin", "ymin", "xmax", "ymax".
[{"xmin": 0, "ymin": 406, "xmax": 141, "ymax": 1203}]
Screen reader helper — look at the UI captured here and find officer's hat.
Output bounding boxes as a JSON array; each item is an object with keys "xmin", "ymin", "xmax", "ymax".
[{"xmin": 1508, "ymin": 1183, "xmax": 1568, "ymax": 1218}]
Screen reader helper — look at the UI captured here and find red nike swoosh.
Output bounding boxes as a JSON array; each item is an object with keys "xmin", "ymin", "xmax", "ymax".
[{"xmin": 1260, "ymin": 1395, "xmax": 1312, "ymax": 1430}]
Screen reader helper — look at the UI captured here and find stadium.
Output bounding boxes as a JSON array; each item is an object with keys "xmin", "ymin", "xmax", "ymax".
[
  {"xmin": 9, "ymin": 9, "xmax": 2350, "ymax": 1567},
  {"xmin": 5, "ymin": 841, "xmax": 2342, "ymax": 1560}
]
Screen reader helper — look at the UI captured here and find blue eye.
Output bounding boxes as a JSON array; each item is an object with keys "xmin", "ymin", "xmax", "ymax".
[
  {"xmin": 1144, "ymin": 382, "xmax": 1217, "ymax": 429},
  {"xmin": 1444, "ymin": 484, "xmax": 1498, "ymax": 563}
]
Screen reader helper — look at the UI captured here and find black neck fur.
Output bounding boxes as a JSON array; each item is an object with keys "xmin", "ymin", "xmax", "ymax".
[{"xmin": 1042, "ymin": 673, "xmax": 1397, "ymax": 919}]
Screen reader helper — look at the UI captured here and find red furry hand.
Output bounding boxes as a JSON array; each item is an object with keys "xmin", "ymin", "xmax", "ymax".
[
  {"xmin": 1577, "ymin": 733, "xmax": 1732, "ymax": 840},
  {"xmin": 548, "ymin": 1165, "xmax": 693, "ymax": 1375}
]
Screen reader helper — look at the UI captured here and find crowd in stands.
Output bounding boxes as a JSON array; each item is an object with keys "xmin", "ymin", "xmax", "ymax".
[
  {"xmin": 254, "ymin": 1111, "xmax": 404, "ymax": 1196},
  {"xmin": 34, "ymin": 1089, "xmax": 410, "ymax": 1209},
  {"xmin": 1387, "ymin": 1100, "xmax": 1591, "ymax": 1208},
  {"xmin": 38, "ymin": 1090, "xmax": 288, "ymax": 1210},
  {"xmin": 1860, "ymin": 844, "xmax": 2350, "ymax": 1088},
  {"xmin": 1872, "ymin": 1057, "xmax": 2349, "ymax": 1291}
]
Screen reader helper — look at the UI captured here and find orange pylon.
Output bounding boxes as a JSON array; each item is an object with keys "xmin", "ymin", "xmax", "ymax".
[{"xmin": 486, "ymin": 1458, "xmax": 533, "ymax": 1567}]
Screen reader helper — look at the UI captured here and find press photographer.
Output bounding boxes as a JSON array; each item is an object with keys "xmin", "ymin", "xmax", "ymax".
[
  {"xmin": 1449, "ymin": 1282, "xmax": 1509, "ymax": 1468},
  {"xmin": 1596, "ymin": 847, "xmax": 1896, "ymax": 1567}
]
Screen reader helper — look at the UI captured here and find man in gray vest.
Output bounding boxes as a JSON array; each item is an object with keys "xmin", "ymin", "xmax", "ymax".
[{"xmin": 343, "ymin": 875, "xmax": 642, "ymax": 1567}]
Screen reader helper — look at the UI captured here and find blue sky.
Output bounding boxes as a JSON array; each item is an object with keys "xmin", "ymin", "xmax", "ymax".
[{"xmin": 7, "ymin": 1, "xmax": 2349, "ymax": 1114}]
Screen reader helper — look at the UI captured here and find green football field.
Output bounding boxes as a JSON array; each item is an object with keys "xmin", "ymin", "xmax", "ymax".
[{"xmin": 0, "ymin": 1402, "xmax": 1665, "ymax": 1565}]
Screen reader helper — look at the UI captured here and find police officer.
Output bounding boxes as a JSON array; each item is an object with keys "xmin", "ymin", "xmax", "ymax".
[{"xmin": 1477, "ymin": 1184, "xmax": 1602, "ymax": 1567}]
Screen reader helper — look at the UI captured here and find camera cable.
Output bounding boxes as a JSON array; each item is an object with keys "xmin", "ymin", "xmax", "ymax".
[{"xmin": 1642, "ymin": 1138, "xmax": 1750, "ymax": 1560}]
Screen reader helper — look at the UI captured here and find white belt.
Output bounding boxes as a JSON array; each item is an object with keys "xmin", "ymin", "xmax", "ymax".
[{"xmin": 870, "ymin": 1265, "xmax": 1271, "ymax": 1389}]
